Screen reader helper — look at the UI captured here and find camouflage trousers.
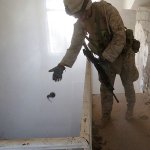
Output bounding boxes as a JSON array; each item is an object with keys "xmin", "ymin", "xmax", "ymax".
[
  {"xmin": 99, "ymin": 49, "xmax": 139, "ymax": 118},
  {"xmin": 100, "ymin": 69, "xmax": 136, "ymax": 118}
]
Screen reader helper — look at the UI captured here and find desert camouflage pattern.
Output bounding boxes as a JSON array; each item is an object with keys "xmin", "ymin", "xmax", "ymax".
[
  {"xmin": 60, "ymin": 0, "xmax": 126, "ymax": 67},
  {"xmin": 60, "ymin": 0, "xmax": 139, "ymax": 117}
]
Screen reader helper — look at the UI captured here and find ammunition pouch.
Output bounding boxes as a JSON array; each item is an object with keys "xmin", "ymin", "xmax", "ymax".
[
  {"xmin": 132, "ymin": 39, "xmax": 140, "ymax": 53},
  {"xmin": 124, "ymin": 29, "xmax": 140, "ymax": 53},
  {"xmin": 88, "ymin": 30, "xmax": 112, "ymax": 56}
]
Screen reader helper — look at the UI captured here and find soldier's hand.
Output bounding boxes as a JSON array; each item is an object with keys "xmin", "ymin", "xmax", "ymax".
[
  {"xmin": 99, "ymin": 56, "xmax": 110, "ymax": 72},
  {"xmin": 49, "ymin": 64, "xmax": 65, "ymax": 82},
  {"xmin": 99, "ymin": 56, "xmax": 109, "ymax": 64}
]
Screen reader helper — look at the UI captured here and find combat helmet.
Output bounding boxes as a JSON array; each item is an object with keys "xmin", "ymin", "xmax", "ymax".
[{"xmin": 63, "ymin": 0, "xmax": 92, "ymax": 15}]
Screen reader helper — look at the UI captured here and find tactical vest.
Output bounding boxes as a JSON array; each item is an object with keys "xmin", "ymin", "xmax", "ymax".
[
  {"xmin": 86, "ymin": 2, "xmax": 140, "ymax": 55},
  {"xmin": 83, "ymin": 2, "xmax": 112, "ymax": 56}
]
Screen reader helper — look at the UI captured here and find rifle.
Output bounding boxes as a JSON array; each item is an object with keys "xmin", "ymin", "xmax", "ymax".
[{"xmin": 83, "ymin": 41, "xmax": 119, "ymax": 103}]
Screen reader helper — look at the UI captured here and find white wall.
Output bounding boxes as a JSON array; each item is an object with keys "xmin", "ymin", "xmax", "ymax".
[
  {"xmin": 123, "ymin": 0, "xmax": 135, "ymax": 9},
  {"xmin": 93, "ymin": 0, "xmax": 124, "ymax": 10},
  {"xmin": 105, "ymin": 0, "xmax": 124, "ymax": 9},
  {"xmin": 135, "ymin": 7, "xmax": 150, "ymax": 93},
  {"xmin": 0, "ymin": 0, "xmax": 86, "ymax": 139}
]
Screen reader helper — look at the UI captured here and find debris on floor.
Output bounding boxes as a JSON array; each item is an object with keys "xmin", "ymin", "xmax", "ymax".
[{"xmin": 92, "ymin": 93, "xmax": 150, "ymax": 150}]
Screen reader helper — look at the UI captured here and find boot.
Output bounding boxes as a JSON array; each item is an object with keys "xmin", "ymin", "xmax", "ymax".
[
  {"xmin": 99, "ymin": 114, "xmax": 111, "ymax": 129},
  {"xmin": 125, "ymin": 105, "xmax": 134, "ymax": 120},
  {"xmin": 125, "ymin": 110, "xmax": 134, "ymax": 120}
]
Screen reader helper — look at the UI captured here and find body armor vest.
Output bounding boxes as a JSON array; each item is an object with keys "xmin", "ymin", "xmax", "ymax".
[{"xmin": 81, "ymin": 2, "xmax": 112, "ymax": 56}]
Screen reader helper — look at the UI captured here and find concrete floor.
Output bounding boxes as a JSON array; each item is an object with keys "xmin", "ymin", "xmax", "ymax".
[{"xmin": 92, "ymin": 93, "xmax": 150, "ymax": 150}]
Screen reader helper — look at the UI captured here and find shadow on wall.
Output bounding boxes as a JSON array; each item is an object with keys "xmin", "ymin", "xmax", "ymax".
[{"xmin": 135, "ymin": 22, "xmax": 150, "ymax": 93}]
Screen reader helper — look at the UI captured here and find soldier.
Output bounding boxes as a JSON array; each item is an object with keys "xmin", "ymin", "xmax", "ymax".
[{"xmin": 49, "ymin": 0, "xmax": 139, "ymax": 128}]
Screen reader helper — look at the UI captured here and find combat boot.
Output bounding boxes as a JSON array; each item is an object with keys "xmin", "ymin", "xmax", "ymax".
[
  {"xmin": 125, "ymin": 105, "xmax": 134, "ymax": 120},
  {"xmin": 125, "ymin": 110, "xmax": 134, "ymax": 120},
  {"xmin": 99, "ymin": 114, "xmax": 111, "ymax": 129}
]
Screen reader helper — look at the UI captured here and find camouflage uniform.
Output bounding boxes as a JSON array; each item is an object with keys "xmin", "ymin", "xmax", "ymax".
[{"xmin": 60, "ymin": 1, "xmax": 139, "ymax": 118}]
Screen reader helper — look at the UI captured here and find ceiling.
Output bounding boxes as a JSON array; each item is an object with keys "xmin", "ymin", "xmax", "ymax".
[
  {"xmin": 103, "ymin": 0, "xmax": 150, "ymax": 9},
  {"xmin": 132, "ymin": 0, "xmax": 150, "ymax": 9}
]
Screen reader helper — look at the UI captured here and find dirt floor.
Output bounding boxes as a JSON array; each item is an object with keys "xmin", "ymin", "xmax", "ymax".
[{"xmin": 92, "ymin": 93, "xmax": 150, "ymax": 150}]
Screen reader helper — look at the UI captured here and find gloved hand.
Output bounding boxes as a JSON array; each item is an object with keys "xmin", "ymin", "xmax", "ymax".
[
  {"xmin": 49, "ymin": 64, "xmax": 65, "ymax": 82},
  {"xmin": 99, "ymin": 56, "xmax": 109, "ymax": 64}
]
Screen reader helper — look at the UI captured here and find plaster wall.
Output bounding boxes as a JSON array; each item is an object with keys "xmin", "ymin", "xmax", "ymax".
[
  {"xmin": 0, "ymin": 0, "xmax": 85, "ymax": 139},
  {"xmin": 124, "ymin": 0, "xmax": 135, "ymax": 9},
  {"xmin": 93, "ymin": 0, "xmax": 124, "ymax": 10},
  {"xmin": 104, "ymin": 0, "xmax": 124, "ymax": 9},
  {"xmin": 135, "ymin": 7, "xmax": 150, "ymax": 94}
]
